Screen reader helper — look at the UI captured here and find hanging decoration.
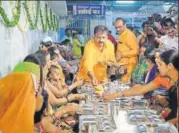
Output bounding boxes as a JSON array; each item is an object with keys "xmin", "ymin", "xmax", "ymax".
[
  {"xmin": 0, "ymin": 0, "xmax": 59, "ymax": 32},
  {"xmin": 40, "ymin": 3, "xmax": 59, "ymax": 32},
  {"xmin": 53, "ymin": 15, "xmax": 56, "ymax": 31},
  {"xmin": 17, "ymin": 15, "xmax": 28, "ymax": 32},
  {"xmin": 54, "ymin": 16, "xmax": 59, "ymax": 32},
  {"xmin": 45, "ymin": 3, "xmax": 49, "ymax": 31},
  {"xmin": 50, "ymin": 8, "xmax": 59, "ymax": 32},
  {"xmin": 13, "ymin": 5, "xmax": 28, "ymax": 32},
  {"xmin": 0, "ymin": 0, "xmax": 21, "ymax": 27},
  {"xmin": 50, "ymin": 8, "xmax": 55, "ymax": 31},
  {"xmin": 24, "ymin": 0, "xmax": 40, "ymax": 29},
  {"xmin": 9, "ymin": 1, "xmax": 15, "ymax": 6},
  {"xmin": 46, "ymin": 4, "xmax": 52, "ymax": 30},
  {"xmin": 40, "ymin": 5, "xmax": 47, "ymax": 32}
]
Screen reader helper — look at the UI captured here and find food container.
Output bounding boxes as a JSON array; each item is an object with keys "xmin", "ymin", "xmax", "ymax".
[
  {"xmin": 79, "ymin": 115, "xmax": 117, "ymax": 133},
  {"xmin": 128, "ymin": 109, "xmax": 146, "ymax": 116},
  {"xmin": 78, "ymin": 102, "xmax": 111, "ymax": 115},
  {"xmin": 136, "ymin": 123, "xmax": 178, "ymax": 133},
  {"xmin": 133, "ymin": 100, "xmax": 149, "ymax": 109},
  {"xmin": 146, "ymin": 115, "xmax": 165, "ymax": 123},
  {"xmin": 119, "ymin": 99, "xmax": 149, "ymax": 110},
  {"xmin": 79, "ymin": 115, "xmax": 97, "ymax": 133},
  {"xmin": 127, "ymin": 109, "xmax": 165, "ymax": 125},
  {"xmin": 103, "ymin": 81, "xmax": 130, "ymax": 92},
  {"xmin": 128, "ymin": 114, "xmax": 148, "ymax": 124},
  {"xmin": 97, "ymin": 116, "xmax": 117, "ymax": 133},
  {"xmin": 79, "ymin": 115, "xmax": 97, "ymax": 127},
  {"xmin": 78, "ymin": 84, "xmax": 93, "ymax": 93}
]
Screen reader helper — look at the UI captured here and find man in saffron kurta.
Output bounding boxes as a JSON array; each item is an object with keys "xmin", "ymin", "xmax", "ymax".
[
  {"xmin": 76, "ymin": 25, "xmax": 116, "ymax": 84},
  {"xmin": 115, "ymin": 18, "xmax": 139, "ymax": 83}
]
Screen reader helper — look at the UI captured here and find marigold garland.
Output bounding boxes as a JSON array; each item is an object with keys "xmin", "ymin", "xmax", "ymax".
[
  {"xmin": 13, "ymin": 7, "xmax": 28, "ymax": 32},
  {"xmin": 0, "ymin": 0, "xmax": 21, "ymax": 27},
  {"xmin": 55, "ymin": 16, "xmax": 59, "ymax": 32},
  {"xmin": 0, "ymin": 0, "xmax": 59, "ymax": 32},
  {"xmin": 46, "ymin": 4, "xmax": 51, "ymax": 30},
  {"xmin": 23, "ymin": 0, "xmax": 40, "ymax": 29},
  {"xmin": 40, "ymin": 4, "xmax": 59, "ymax": 32},
  {"xmin": 50, "ymin": 8, "xmax": 54, "ymax": 30},
  {"xmin": 40, "ymin": 6, "xmax": 47, "ymax": 32},
  {"xmin": 53, "ymin": 15, "xmax": 59, "ymax": 32},
  {"xmin": 53, "ymin": 15, "xmax": 56, "ymax": 31}
]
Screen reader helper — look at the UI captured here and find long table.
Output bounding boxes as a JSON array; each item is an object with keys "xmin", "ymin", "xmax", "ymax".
[{"xmin": 78, "ymin": 82, "xmax": 178, "ymax": 133}]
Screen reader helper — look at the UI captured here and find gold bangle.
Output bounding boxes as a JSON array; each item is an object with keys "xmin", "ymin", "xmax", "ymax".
[
  {"xmin": 66, "ymin": 96, "xmax": 70, "ymax": 102},
  {"xmin": 121, "ymin": 92, "xmax": 125, "ymax": 97},
  {"xmin": 67, "ymin": 86, "xmax": 71, "ymax": 94},
  {"xmin": 51, "ymin": 114, "xmax": 57, "ymax": 123}
]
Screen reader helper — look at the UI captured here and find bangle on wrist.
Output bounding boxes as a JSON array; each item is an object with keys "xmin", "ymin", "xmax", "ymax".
[
  {"xmin": 51, "ymin": 114, "xmax": 57, "ymax": 123},
  {"xmin": 66, "ymin": 96, "xmax": 70, "ymax": 102},
  {"xmin": 67, "ymin": 87, "xmax": 71, "ymax": 93},
  {"xmin": 121, "ymin": 92, "xmax": 125, "ymax": 97}
]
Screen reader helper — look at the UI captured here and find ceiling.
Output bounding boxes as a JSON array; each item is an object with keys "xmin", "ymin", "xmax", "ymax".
[
  {"xmin": 47, "ymin": 1, "xmax": 67, "ymax": 16},
  {"xmin": 47, "ymin": 0, "xmax": 178, "ymax": 16},
  {"xmin": 66, "ymin": 0, "xmax": 178, "ymax": 14}
]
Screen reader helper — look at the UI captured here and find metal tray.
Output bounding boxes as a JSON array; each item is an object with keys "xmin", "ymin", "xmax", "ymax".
[
  {"xmin": 103, "ymin": 81, "xmax": 130, "ymax": 92},
  {"xmin": 79, "ymin": 115, "xmax": 117, "ymax": 133},
  {"xmin": 78, "ymin": 102, "xmax": 111, "ymax": 115},
  {"xmin": 128, "ymin": 114, "xmax": 149, "ymax": 124},
  {"xmin": 119, "ymin": 99, "xmax": 149, "ymax": 110},
  {"xmin": 78, "ymin": 84, "xmax": 93, "ymax": 93},
  {"xmin": 97, "ymin": 116, "xmax": 117, "ymax": 133},
  {"xmin": 127, "ymin": 110, "xmax": 165, "ymax": 125},
  {"xmin": 136, "ymin": 123, "xmax": 178, "ymax": 133},
  {"xmin": 127, "ymin": 110, "xmax": 158, "ymax": 116}
]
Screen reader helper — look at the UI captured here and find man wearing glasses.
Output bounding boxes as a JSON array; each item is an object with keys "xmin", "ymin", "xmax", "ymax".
[{"xmin": 115, "ymin": 17, "xmax": 139, "ymax": 83}]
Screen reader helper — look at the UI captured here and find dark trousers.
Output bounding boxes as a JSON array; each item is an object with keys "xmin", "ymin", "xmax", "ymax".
[{"xmin": 81, "ymin": 46, "xmax": 84, "ymax": 55}]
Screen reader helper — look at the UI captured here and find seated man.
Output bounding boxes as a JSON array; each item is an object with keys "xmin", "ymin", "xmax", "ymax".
[
  {"xmin": 76, "ymin": 25, "xmax": 116, "ymax": 85},
  {"xmin": 40, "ymin": 36, "xmax": 53, "ymax": 51}
]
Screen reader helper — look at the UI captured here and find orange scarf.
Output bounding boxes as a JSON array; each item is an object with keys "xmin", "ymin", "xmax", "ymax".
[{"xmin": 0, "ymin": 72, "xmax": 36, "ymax": 133}]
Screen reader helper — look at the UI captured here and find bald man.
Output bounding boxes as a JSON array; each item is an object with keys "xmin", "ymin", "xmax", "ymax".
[{"xmin": 114, "ymin": 17, "xmax": 139, "ymax": 83}]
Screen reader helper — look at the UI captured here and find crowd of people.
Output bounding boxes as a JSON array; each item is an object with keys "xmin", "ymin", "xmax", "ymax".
[{"xmin": 0, "ymin": 13, "xmax": 178, "ymax": 133}]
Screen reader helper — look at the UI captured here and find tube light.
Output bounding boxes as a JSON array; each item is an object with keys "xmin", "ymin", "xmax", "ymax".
[{"xmin": 116, "ymin": 1, "xmax": 135, "ymax": 4}]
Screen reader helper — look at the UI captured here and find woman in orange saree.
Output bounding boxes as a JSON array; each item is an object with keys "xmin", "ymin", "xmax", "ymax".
[{"xmin": 0, "ymin": 72, "xmax": 37, "ymax": 133}]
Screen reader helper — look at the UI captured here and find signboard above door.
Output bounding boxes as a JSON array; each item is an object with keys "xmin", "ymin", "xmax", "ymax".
[{"xmin": 73, "ymin": 5, "xmax": 105, "ymax": 15}]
